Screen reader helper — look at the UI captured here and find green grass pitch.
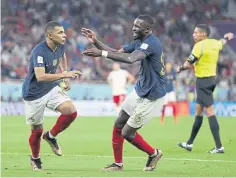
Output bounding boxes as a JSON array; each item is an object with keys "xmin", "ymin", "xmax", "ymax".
[{"xmin": 1, "ymin": 116, "xmax": 236, "ymax": 177}]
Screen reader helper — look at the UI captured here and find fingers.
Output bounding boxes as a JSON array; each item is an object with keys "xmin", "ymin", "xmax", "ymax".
[
  {"xmin": 81, "ymin": 28, "xmax": 90, "ymax": 32},
  {"xmin": 82, "ymin": 49, "xmax": 93, "ymax": 55},
  {"xmin": 74, "ymin": 70, "xmax": 83, "ymax": 75},
  {"xmin": 82, "ymin": 51, "xmax": 94, "ymax": 56},
  {"xmin": 81, "ymin": 28, "xmax": 92, "ymax": 34}
]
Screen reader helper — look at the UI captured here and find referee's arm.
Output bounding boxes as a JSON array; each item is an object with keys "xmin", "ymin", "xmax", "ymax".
[{"xmin": 177, "ymin": 49, "xmax": 199, "ymax": 73}]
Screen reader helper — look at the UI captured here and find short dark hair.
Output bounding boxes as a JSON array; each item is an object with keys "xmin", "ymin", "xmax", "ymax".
[
  {"xmin": 137, "ymin": 14, "xmax": 154, "ymax": 27},
  {"xmin": 45, "ymin": 21, "xmax": 62, "ymax": 35},
  {"xmin": 196, "ymin": 24, "xmax": 210, "ymax": 37}
]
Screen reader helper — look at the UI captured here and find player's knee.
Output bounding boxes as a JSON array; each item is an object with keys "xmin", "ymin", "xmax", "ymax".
[
  {"xmin": 121, "ymin": 128, "xmax": 136, "ymax": 142},
  {"xmin": 114, "ymin": 110, "xmax": 129, "ymax": 129},
  {"xmin": 58, "ymin": 102, "xmax": 77, "ymax": 115},
  {"xmin": 121, "ymin": 129, "xmax": 132, "ymax": 141},
  {"xmin": 31, "ymin": 124, "xmax": 43, "ymax": 131},
  {"xmin": 30, "ymin": 125, "xmax": 43, "ymax": 137},
  {"xmin": 205, "ymin": 106, "xmax": 215, "ymax": 117},
  {"xmin": 70, "ymin": 111, "xmax": 77, "ymax": 120}
]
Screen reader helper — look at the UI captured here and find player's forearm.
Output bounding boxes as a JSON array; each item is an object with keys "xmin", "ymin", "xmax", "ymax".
[
  {"xmin": 105, "ymin": 51, "xmax": 135, "ymax": 64},
  {"xmin": 94, "ymin": 39, "xmax": 118, "ymax": 52},
  {"xmin": 37, "ymin": 73, "xmax": 65, "ymax": 82},
  {"xmin": 179, "ymin": 61, "xmax": 192, "ymax": 71}
]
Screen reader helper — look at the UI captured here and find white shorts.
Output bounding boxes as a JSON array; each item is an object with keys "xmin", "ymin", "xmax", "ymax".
[
  {"xmin": 24, "ymin": 86, "xmax": 71, "ymax": 125},
  {"xmin": 121, "ymin": 89, "xmax": 165, "ymax": 128},
  {"xmin": 164, "ymin": 91, "xmax": 176, "ymax": 104}
]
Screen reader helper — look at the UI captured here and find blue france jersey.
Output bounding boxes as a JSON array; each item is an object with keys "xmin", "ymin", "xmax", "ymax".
[
  {"xmin": 165, "ymin": 70, "xmax": 176, "ymax": 93},
  {"xmin": 22, "ymin": 41, "xmax": 65, "ymax": 101},
  {"xmin": 123, "ymin": 34, "xmax": 166, "ymax": 100}
]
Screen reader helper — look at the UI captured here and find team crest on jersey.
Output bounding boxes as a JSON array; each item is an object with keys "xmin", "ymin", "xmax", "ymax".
[{"xmin": 53, "ymin": 59, "xmax": 58, "ymax": 66}]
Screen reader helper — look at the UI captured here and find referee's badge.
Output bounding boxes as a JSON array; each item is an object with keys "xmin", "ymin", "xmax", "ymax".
[{"xmin": 53, "ymin": 59, "xmax": 58, "ymax": 66}]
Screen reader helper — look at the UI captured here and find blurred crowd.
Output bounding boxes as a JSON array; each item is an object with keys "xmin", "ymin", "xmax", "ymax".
[{"xmin": 1, "ymin": 0, "xmax": 236, "ymax": 101}]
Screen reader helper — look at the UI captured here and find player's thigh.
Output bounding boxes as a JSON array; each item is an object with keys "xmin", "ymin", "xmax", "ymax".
[
  {"xmin": 46, "ymin": 86, "xmax": 75, "ymax": 115},
  {"xmin": 127, "ymin": 96, "xmax": 165, "ymax": 128},
  {"xmin": 196, "ymin": 77, "xmax": 215, "ymax": 107},
  {"xmin": 121, "ymin": 89, "xmax": 139, "ymax": 116},
  {"xmin": 24, "ymin": 97, "xmax": 47, "ymax": 125},
  {"xmin": 57, "ymin": 100, "xmax": 76, "ymax": 115}
]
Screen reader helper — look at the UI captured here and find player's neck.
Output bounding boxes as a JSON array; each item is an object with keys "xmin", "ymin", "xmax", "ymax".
[
  {"xmin": 141, "ymin": 32, "xmax": 152, "ymax": 41},
  {"xmin": 46, "ymin": 38, "xmax": 57, "ymax": 52}
]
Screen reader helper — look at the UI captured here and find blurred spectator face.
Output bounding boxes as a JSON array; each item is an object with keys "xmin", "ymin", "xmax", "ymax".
[
  {"xmin": 132, "ymin": 18, "xmax": 150, "ymax": 40},
  {"xmin": 48, "ymin": 26, "xmax": 67, "ymax": 45},
  {"xmin": 193, "ymin": 27, "xmax": 206, "ymax": 43},
  {"xmin": 113, "ymin": 63, "xmax": 120, "ymax": 71}
]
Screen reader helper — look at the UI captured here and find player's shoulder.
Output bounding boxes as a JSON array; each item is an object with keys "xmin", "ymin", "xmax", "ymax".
[
  {"xmin": 145, "ymin": 34, "xmax": 161, "ymax": 44},
  {"xmin": 143, "ymin": 34, "xmax": 162, "ymax": 50},
  {"xmin": 31, "ymin": 41, "xmax": 47, "ymax": 55},
  {"xmin": 205, "ymin": 38, "xmax": 218, "ymax": 43},
  {"xmin": 193, "ymin": 40, "xmax": 203, "ymax": 49}
]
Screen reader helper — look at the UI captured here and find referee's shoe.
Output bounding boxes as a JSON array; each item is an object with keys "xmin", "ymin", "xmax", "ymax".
[
  {"xmin": 178, "ymin": 142, "xmax": 193, "ymax": 152},
  {"xmin": 208, "ymin": 147, "xmax": 224, "ymax": 154}
]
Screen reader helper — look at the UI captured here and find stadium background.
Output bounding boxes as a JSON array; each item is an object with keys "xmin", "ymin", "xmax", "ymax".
[{"xmin": 1, "ymin": 0, "xmax": 236, "ymax": 116}]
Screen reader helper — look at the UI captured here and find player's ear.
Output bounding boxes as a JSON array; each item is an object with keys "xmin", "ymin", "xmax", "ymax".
[
  {"xmin": 49, "ymin": 33, "xmax": 53, "ymax": 39},
  {"xmin": 46, "ymin": 32, "xmax": 53, "ymax": 39},
  {"xmin": 145, "ymin": 26, "xmax": 151, "ymax": 33}
]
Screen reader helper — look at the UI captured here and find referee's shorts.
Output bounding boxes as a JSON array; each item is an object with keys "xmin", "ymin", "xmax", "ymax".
[{"xmin": 196, "ymin": 76, "xmax": 216, "ymax": 107}]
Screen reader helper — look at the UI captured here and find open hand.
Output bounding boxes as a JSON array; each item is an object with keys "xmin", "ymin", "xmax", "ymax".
[
  {"xmin": 224, "ymin": 32, "xmax": 234, "ymax": 40},
  {"xmin": 81, "ymin": 28, "xmax": 97, "ymax": 44},
  {"xmin": 83, "ymin": 48, "xmax": 102, "ymax": 57},
  {"xmin": 63, "ymin": 70, "xmax": 82, "ymax": 79}
]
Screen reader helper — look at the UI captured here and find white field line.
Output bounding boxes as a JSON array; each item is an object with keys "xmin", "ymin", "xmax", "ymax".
[{"xmin": 1, "ymin": 152, "xmax": 236, "ymax": 163}]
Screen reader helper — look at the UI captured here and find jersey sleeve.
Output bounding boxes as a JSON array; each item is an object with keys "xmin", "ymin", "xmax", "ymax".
[
  {"xmin": 32, "ymin": 48, "xmax": 46, "ymax": 68},
  {"xmin": 187, "ymin": 42, "xmax": 202, "ymax": 64},
  {"xmin": 217, "ymin": 40, "xmax": 223, "ymax": 51},
  {"xmin": 136, "ymin": 39, "xmax": 157, "ymax": 56},
  {"xmin": 123, "ymin": 41, "xmax": 136, "ymax": 53}
]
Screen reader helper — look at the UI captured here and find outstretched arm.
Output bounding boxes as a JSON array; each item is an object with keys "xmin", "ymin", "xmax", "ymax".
[
  {"xmin": 220, "ymin": 32, "xmax": 235, "ymax": 46},
  {"xmin": 81, "ymin": 28, "xmax": 124, "ymax": 53},
  {"xmin": 176, "ymin": 61, "xmax": 192, "ymax": 73},
  {"xmin": 83, "ymin": 48, "xmax": 146, "ymax": 64}
]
